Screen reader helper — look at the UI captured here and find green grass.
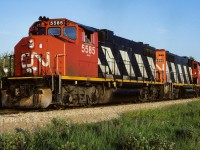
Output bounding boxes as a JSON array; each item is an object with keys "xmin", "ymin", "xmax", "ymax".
[{"xmin": 1, "ymin": 100, "xmax": 200, "ymax": 149}]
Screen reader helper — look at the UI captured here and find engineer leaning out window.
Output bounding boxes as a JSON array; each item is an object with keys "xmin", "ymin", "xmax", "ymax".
[{"xmin": 85, "ymin": 34, "xmax": 91, "ymax": 43}]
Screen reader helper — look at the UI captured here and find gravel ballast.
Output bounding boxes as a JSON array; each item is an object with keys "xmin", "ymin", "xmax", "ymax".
[{"xmin": 0, "ymin": 98, "xmax": 199, "ymax": 134}]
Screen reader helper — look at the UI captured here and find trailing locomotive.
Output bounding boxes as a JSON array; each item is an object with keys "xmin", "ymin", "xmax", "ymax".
[{"xmin": 0, "ymin": 16, "xmax": 200, "ymax": 108}]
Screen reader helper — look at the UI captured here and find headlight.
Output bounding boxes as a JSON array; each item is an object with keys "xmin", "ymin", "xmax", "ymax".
[
  {"xmin": 26, "ymin": 68, "xmax": 32, "ymax": 73},
  {"xmin": 29, "ymin": 39, "xmax": 34, "ymax": 49},
  {"xmin": 32, "ymin": 66, "xmax": 38, "ymax": 71}
]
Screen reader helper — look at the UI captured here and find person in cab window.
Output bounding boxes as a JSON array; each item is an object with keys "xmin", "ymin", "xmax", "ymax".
[{"xmin": 85, "ymin": 34, "xmax": 90, "ymax": 43}]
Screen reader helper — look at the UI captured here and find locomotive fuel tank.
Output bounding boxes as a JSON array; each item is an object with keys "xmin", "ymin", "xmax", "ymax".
[{"xmin": 180, "ymin": 86, "xmax": 197, "ymax": 98}]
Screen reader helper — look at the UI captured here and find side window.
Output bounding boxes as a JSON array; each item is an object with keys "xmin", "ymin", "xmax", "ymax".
[
  {"xmin": 48, "ymin": 28, "xmax": 61, "ymax": 36},
  {"xmin": 82, "ymin": 31, "xmax": 94, "ymax": 44},
  {"xmin": 64, "ymin": 27, "xmax": 76, "ymax": 40}
]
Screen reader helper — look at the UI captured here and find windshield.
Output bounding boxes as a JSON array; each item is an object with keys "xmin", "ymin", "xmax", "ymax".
[
  {"xmin": 38, "ymin": 28, "xmax": 46, "ymax": 35},
  {"xmin": 30, "ymin": 27, "xmax": 46, "ymax": 35},
  {"xmin": 64, "ymin": 27, "xmax": 76, "ymax": 40},
  {"xmin": 48, "ymin": 28, "xmax": 61, "ymax": 36}
]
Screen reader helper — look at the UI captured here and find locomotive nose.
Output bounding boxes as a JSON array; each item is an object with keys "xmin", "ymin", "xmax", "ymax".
[{"xmin": 14, "ymin": 36, "xmax": 52, "ymax": 76}]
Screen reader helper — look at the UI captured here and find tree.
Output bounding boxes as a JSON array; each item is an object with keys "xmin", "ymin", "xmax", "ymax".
[
  {"xmin": 0, "ymin": 52, "xmax": 14, "ymax": 77},
  {"xmin": 189, "ymin": 56, "xmax": 195, "ymax": 60}
]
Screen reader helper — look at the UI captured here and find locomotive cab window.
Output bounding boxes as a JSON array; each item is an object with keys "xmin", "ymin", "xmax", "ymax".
[
  {"xmin": 48, "ymin": 27, "xmax": 61, "ymax": 36},
  {"xmin": 83, "ymin": 31, "xmax": 94, "ymax": 44},
  {"xmin": 38, "ymin": 28, "xmax": 46, "ymax": 35},
  {"xmin": 64, "ymin": 27, "xmax": 76, "ymax": 40},
  {"xmin": 29, "ymin": 27, "xmax": 46, "ymax": 36}
]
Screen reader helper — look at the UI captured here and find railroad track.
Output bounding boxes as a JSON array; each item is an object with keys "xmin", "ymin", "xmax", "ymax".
[
  {"xmin": 0, "ymin": 109, "xmax": 23, "ymax": 115},
  {"xmin": 0, "ymin": 98, "xmax": 197, "ymax": 115},
  {"xmin": 0, "ymin": 98, "xmax": 199, "ymax": 134}
]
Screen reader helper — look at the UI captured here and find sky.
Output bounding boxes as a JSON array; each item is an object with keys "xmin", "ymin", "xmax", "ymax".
[{"xmin": 1, "ymin": 0, "xmax": 200, "ymax": 60}]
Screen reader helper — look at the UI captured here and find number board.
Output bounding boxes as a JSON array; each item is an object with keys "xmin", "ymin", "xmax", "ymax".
[{"xmin": 49, "ymin": 20, "xmax": 64, "ymax": 26}]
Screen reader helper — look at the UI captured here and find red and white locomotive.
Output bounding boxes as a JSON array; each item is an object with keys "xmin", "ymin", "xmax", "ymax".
[{"xmin": 1, "ymin": 16, "xmax": 200, "ymax": 108}]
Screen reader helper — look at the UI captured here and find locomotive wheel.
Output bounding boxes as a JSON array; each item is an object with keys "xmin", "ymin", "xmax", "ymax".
[
  {"xmin": 85, "ymin": 95, "xmax": 92, "ymax": 107},
  {"xmin": 173, "ymin": 88, "xmax": 180, "ymax": 99},
  {"xmin": 139, "ymin": 88, "xmax": 148, "ymax": 102},
  {"xmin": 149, "ymin": 86, "xmax": 159, "ymax": 101},
  {"xmin": 72, "ymin": 99, "xmax": 79, "ymax": 106}
]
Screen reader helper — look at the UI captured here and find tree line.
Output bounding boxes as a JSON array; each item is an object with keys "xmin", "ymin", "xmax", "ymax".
[{"xmin": 0, "ymin": 52, "xmax": 14, "ymax": 77}]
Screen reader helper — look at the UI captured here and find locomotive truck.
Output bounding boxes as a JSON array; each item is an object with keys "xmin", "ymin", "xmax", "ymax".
[{"xmin": 0, "ymin": 16, "xmax": 200, "ymax": 108}]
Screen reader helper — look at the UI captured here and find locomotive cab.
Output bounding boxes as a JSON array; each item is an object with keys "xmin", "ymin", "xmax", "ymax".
[
  {"xmin": 29, "ymin": 17, "xmax": 78, "ymax": 44},
  {"xmin": 15, "ymin": 16, "xmax": 98, "ymax": 77},
  {"xmin": 192, "ymin": 60, "xmax": 200, "ymax": 84},
  {"xmin": 192, "ymin": 61, "xmax": 198, "ymax": 84}
]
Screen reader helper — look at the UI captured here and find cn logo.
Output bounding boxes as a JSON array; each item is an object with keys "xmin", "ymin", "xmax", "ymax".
[{"xmin": 21, "ymin": 52, "xmax": 50, "ymax": 68}]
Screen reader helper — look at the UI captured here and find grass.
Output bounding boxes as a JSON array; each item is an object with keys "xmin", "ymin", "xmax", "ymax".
[{"xmin": 1, "ymin": 100, "xmax": 200, "ymax": 149}]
